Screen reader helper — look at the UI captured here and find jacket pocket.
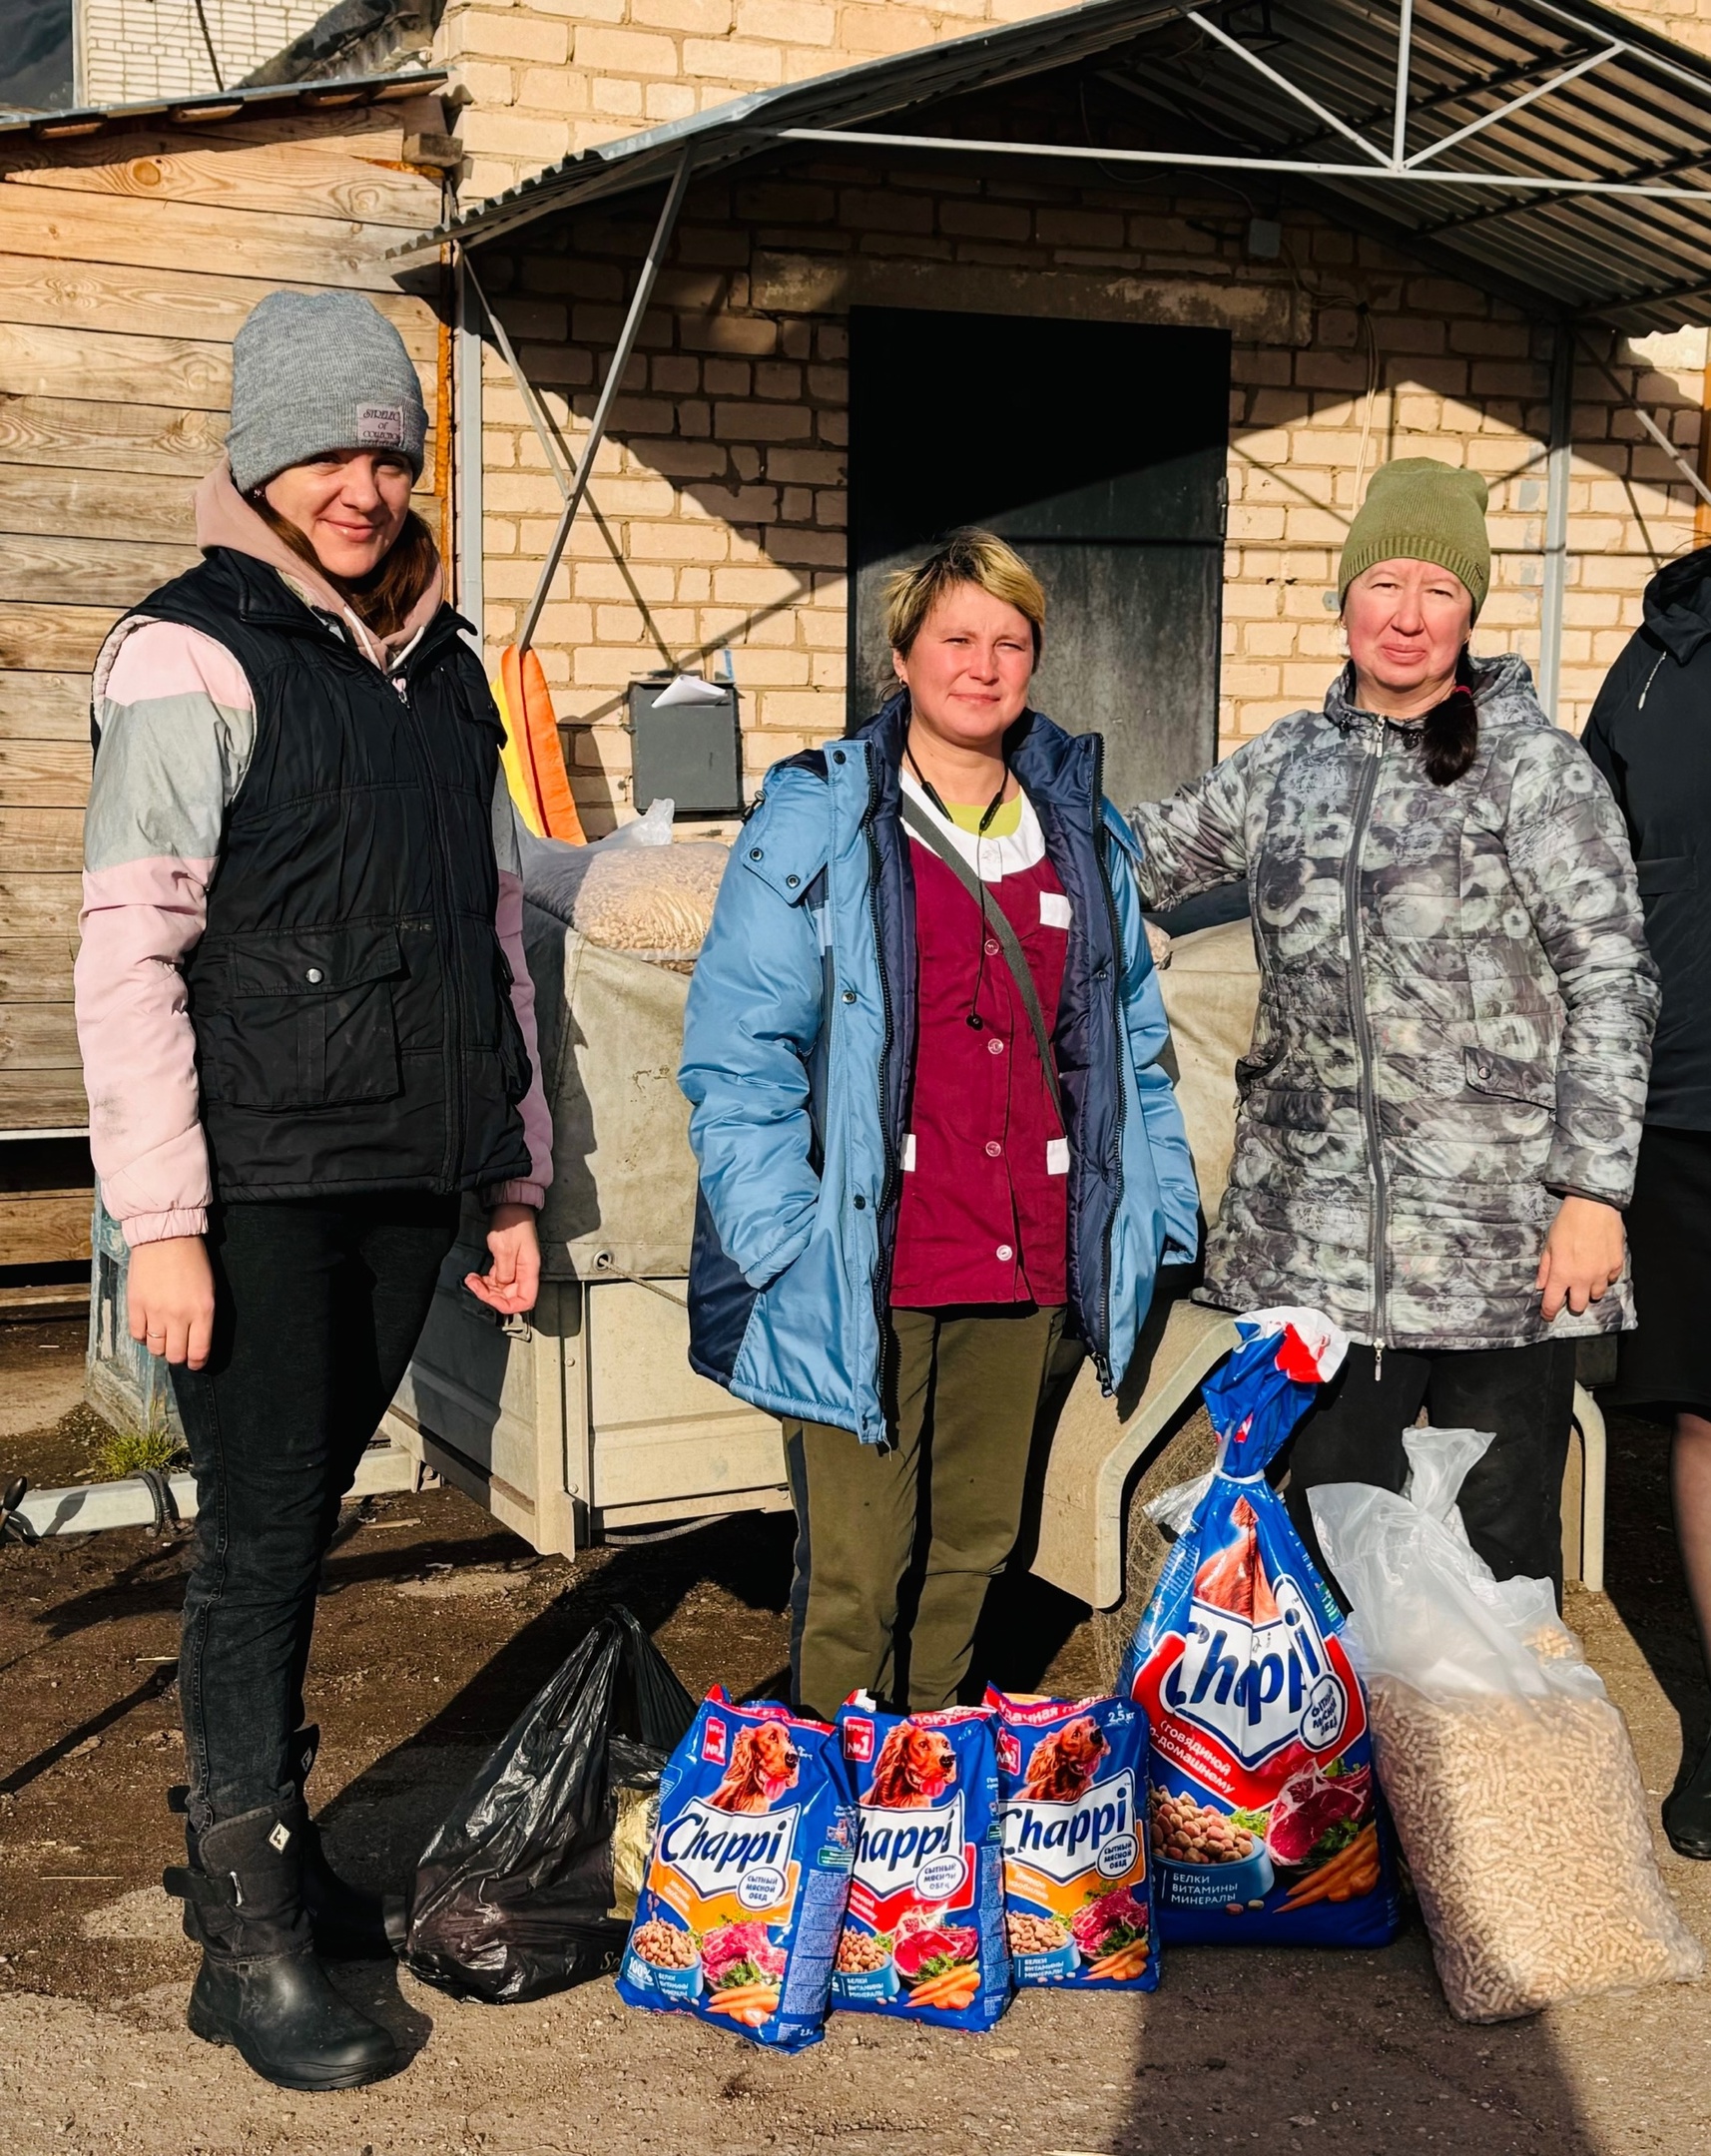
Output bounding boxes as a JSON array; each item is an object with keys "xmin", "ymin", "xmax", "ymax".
[
  {"xmin": 1463, "ymin": 1042, "xmax": 1554, "ymax": 1110},
  {"xmin": 1636, "ymin": 854, "xmax": 1696, "ymax": 897},
  {"xmin": 1242, "ymin": 1085, "xmax": 1333, "ymax": 1132},
  {"xmin": 198, "ymin": 923, "xmax": 404, "ymax": 1113}
]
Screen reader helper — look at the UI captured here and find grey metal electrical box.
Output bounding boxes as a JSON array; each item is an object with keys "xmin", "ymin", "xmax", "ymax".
[{"xmin": 628, "ymin": 675, "xmax": 743, "ymax": 818}]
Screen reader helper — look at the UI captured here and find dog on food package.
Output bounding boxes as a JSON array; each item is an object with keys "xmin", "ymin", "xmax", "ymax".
[
  {"xmin": 831, "ymin": 1698, "xmax": 1011, "ymax": 2029},
  {"xmin": 1120, "ymin": 1309, "xmax": 1403, "ymax": 1948},
  {"xmin": 616, "ymin": 1688, "xmax": 856, "ymax": 2050},
  {"xmin": 985, "ymin": 1688, "xmax": 1158, "ymax": 1990}
]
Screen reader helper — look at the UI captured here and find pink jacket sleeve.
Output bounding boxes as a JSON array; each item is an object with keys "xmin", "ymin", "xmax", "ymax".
[{"xmin": 76, "ymin": 621, "xmax": 257, "ymax": 1246}]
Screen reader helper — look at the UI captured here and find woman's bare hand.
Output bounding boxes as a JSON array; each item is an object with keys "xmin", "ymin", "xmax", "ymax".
[
  {"xmin": 128, "ymin": 1236, "xmax": 217, "ymax": 1369},
  {"xmin": 465, "ymin": 1202, "xmax": 541, "ymax": 1317},
  {"xmin": 1536, "ymin": 1195, "xmax": 1625, "ymax": 1322}
]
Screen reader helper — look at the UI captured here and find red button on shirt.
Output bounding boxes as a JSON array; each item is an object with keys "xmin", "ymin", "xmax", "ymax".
[{"xmin": 889, "ymin": 787, "xmax": 1070, "ymax": 1311}]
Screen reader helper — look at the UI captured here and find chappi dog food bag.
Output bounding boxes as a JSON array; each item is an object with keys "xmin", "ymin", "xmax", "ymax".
[
  {"xmin": 1120, "ymin": 1309, "xmax": 1403, "ymax": 1948},
  {"xmin": 831, "ymin": 1699, "xmax": 1011, "ymax": 2029},
  {"xmin": 617, "ymin": 1689, "xmax": 856, "ymax": 2050},
  {"xmin": 986, "ymin": 1688, "xmax": 1158, "ymax": 1990}
]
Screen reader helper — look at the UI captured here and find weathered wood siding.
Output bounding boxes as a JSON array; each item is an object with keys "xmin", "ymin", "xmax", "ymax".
[{"xmin": 0, "ymin": 96, "xmax": 448, "ymax": 1261}]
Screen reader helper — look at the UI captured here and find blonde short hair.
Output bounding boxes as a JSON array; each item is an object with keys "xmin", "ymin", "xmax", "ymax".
[{"xmin": 883, "ymin": 528, "xmax": 1046, "ymax": 661}]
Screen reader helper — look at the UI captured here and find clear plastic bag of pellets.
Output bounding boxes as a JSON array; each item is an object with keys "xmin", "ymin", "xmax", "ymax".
[
  {"xmin": 519, "ymin": 802, "xmax": 729, "ymax": 971},
  {"xmin": 1312, "ymin": 1429, "xmax": 1704, "ymax": 2022}
]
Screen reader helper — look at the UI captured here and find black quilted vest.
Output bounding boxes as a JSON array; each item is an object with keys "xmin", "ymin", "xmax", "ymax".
[{"xmin": 123, "ymin": 548, "xmax": 534, "ymax": 1203}]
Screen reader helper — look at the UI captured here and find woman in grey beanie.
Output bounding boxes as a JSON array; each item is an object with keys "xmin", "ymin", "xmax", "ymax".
[{"xmin": 75, "ymin": 290, "xmax": 555, "ymax": 2090}]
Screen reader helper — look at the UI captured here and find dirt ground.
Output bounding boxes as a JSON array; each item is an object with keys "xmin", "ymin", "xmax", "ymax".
[{"xmin": 2, "ymin": 1317, "xmax": 1709, "ymax": 2156}]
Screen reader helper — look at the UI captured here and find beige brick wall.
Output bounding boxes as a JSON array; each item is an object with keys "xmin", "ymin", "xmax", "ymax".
[
  {"xmin": 436, "ymin": 0, "xmax": 1081, "ymax": 201},
  {"xmin": 1610, "ymin": 0, "xmax": 1711, "ymax": 58},
  {"xmin": 469, "ymin": 167, "xmax": 1706, "ymax": 830},
  {"xmin": 77, "ymin": 0, "xmax": 327, "ymax": 103}
]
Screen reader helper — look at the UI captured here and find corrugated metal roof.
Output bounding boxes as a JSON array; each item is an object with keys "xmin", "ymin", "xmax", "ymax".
[
  {"xmin": 402, "ymin": 0, "xmax": 1711, "ymax": 331},
  {"xmin": 397, "ymin": 0, "xmax": 1187, "ymax": 250},
  {"xmin": 0, "ymin": 66, "xmax": 446, "ymax": 145}
]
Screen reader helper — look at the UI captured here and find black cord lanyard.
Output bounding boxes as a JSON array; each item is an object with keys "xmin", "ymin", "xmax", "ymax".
[
  {"xmin": 902, "ymin": 734, "xmax": 1015, "ymax": 1031},
  {"xmin": 903, "ymin": 737, "xmax": 1010, "ymax": 835}
]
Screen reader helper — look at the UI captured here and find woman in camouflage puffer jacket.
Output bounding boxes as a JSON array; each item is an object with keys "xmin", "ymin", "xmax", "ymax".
[{"xmin": 1129, "ymin": 459, "xmax": 1658, "ymax": 1590}]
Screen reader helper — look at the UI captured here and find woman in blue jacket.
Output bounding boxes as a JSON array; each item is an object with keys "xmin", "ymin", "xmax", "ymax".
[{"xmin": 681, "ymin": 531, "xmax": 1198, "ymax": 1718}]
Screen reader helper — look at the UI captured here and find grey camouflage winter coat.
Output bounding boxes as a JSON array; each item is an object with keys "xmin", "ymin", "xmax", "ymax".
[{"xmin": 1129, "ymin": 655, "xmax": 1659, "ymax": 1350}]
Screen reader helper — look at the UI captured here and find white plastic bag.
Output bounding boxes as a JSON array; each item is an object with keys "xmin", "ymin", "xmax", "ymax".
[{"xmin": 1312, "ymin": 1430, "xmax": 1703, "ymax": 2022}]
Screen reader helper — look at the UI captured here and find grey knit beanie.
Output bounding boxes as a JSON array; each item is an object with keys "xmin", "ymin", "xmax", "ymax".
[{"xmin": 227, "ymin": 291, "xmax": 427, "ymax": 495}]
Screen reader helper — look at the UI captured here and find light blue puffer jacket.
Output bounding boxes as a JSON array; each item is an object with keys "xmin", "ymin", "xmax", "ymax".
[{"xmin": 680, "ymin": 699, "xmax": 1201, "ymax": 1442}]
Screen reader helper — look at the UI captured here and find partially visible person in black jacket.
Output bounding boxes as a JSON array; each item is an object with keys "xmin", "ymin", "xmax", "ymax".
[
  {"xmin": 74, "ymin": 291, "xmax": 553, "ymax": 2089},
  {"xmin": 1586, "ymin": 544, "xmax": 1711, "ymax": 1861}
]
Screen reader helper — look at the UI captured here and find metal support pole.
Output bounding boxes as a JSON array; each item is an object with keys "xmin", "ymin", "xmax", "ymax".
[
  {"xmin": 518, "ymin": 150, "xmax": 693, "ymax": 652},
  {"xmin": 454, "ymin": 254, "xmax": 486, "ymax": 657},
  {"xmin": 463, "ymin": 251, "xmax": 573, "ymax": 504},
  {"xmin": 1538, "ymin": 320, "xmax": 1574, "ymax": 723},
  {"xmin": 1392, "ymin": 0, "xmax": 1415, "ymax": 166}
]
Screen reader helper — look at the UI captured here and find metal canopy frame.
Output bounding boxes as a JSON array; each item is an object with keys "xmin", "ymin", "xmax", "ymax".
[
  {"xmin": 412, "ymin": 0, "xmax": 1711, "ymax": 669},
  {"xmin": 400, "ymin": 0, "xmax": 1711, "ymax": 331}
]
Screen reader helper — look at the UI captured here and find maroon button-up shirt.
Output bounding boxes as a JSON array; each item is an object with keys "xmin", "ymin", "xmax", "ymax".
[{"xmin": 889, "ymin": 783, "xmax": 1070, "ymax": 1311}]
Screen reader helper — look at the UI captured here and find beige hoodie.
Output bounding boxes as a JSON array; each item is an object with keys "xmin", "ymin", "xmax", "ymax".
[{"xmin": 192, "ymin": 461, "xmax": 444, "ymax": 672}]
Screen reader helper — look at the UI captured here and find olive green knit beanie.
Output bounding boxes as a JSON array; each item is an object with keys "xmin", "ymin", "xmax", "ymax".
[{"xmin": 1339, "ymin": 457, "xmax": 1490, "ymax": 619}]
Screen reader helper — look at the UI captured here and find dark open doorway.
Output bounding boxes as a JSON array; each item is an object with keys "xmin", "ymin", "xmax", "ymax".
[{"xmin": 848, "ymin": 306, "xmax": 1230, "ymax": 807}]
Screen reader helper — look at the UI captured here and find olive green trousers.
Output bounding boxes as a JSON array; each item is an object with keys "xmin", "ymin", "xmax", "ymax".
[{"xmin": 783, "ymin": 1303, "xmax": 1068, "ymax": 1721}]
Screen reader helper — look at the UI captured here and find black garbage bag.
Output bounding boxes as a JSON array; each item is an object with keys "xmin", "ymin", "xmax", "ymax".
[{"xmin": 403, "ymin": 1604, "xmax": 696, "ymax": 2003}]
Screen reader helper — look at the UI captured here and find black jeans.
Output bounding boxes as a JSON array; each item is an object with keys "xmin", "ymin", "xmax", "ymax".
[
  {"xmin": 1282, "ymin": 1340, "xmax": 1578, "ymax": 1605},
  {"xmin": 168, "ymin": 1195, "xmax": 460, "ymax": 1829}
]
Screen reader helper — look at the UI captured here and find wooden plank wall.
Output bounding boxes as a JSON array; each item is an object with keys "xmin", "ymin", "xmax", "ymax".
[{"xmin": 0, "ymin": 96, "xmax": 449, "ymax": 1258}]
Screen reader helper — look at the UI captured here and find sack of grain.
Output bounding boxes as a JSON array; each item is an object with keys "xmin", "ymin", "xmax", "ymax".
[
  {"xmin": 572, "ymin": 843, "xmax": 727, "ymax": 971},
  {"xmin": 519, "ymin": 806, "xmax": 729, "ymax": 971},
  {"xmin": 1312, "ymin": 1429, "xmax": 1704, "ymax": 2022}
]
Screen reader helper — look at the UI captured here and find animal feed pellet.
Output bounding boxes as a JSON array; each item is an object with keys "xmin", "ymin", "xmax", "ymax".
[
  {"xmin": 1369, "ymin": 1678, "xmax": 1704, "ymax": 2022},
  {"xmin": 571, "ymin": 842, "xmax": 728, "ymax": 970}
]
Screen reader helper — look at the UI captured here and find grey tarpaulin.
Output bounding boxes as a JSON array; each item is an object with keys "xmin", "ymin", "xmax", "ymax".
[
  {"xmin": 1155, "ymin": 919, "xmax": 1260, "ymax": 1219},
  {"xmin": 522, "ymin": 901, "xmax": 701, "ymax": 1281}
]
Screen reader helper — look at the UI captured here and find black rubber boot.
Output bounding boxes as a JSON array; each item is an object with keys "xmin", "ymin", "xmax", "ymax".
[
  {"xmin": 1663, "ymin": 1733, "xmax": 1711, "ymax": 1861},
  {"xmin": 287, "ymin": 1728, "xmax": 406, "ymax": 1960},
  {"xmin": 165, "ymin": 1803, "xmax": 399, "ymax": 2092},
  {"xmin": 172, "ymin": 1733, "xmax": 404, "ymax": 1962}
]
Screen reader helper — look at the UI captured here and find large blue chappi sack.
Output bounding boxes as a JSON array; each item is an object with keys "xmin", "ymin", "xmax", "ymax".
[{"xmin": 1120, "ymin": 1308, "xmax": 1403, "ymax": 1948}]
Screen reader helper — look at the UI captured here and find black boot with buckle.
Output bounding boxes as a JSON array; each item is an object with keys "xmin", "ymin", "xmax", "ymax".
[
  {"xmin": 170, "ymin": 1730, "xmax": 405, "ymax": 1962},
  {"xmin": 164, "ymin": 1802, "xmax": 399, "ymax": 2092}
]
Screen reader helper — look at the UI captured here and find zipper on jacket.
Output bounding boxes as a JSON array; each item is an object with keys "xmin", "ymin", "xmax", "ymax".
[
  {"xmin": 1091, "ymin": 735, "xmax": 1126, "ymax": 1390},
  {"xmin": 862, "ymin": 750, "xmax": 900, "ymax": 1389},
  {"xmin": 398, "ymin": 667, "xmax": 466, "ymax": 1191},
  {"xmin": 1346, "ymin": 723, "xmax": 1389, "ymax": 1371}
]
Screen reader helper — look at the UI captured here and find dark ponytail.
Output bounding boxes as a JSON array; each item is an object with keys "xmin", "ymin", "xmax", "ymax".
[{"xmin": 1417, "ymin": 649, "xmax": 1478, "ymax": 787}]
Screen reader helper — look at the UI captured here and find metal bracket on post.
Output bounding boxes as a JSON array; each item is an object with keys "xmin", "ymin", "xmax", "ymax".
[
  {"xmin": 1538, "ymin": 320, "xmax": 1574, "ymax": 723},
  {"xmin": 518, "ymin": 150, "xmax": 694, "ymax": 653}
]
